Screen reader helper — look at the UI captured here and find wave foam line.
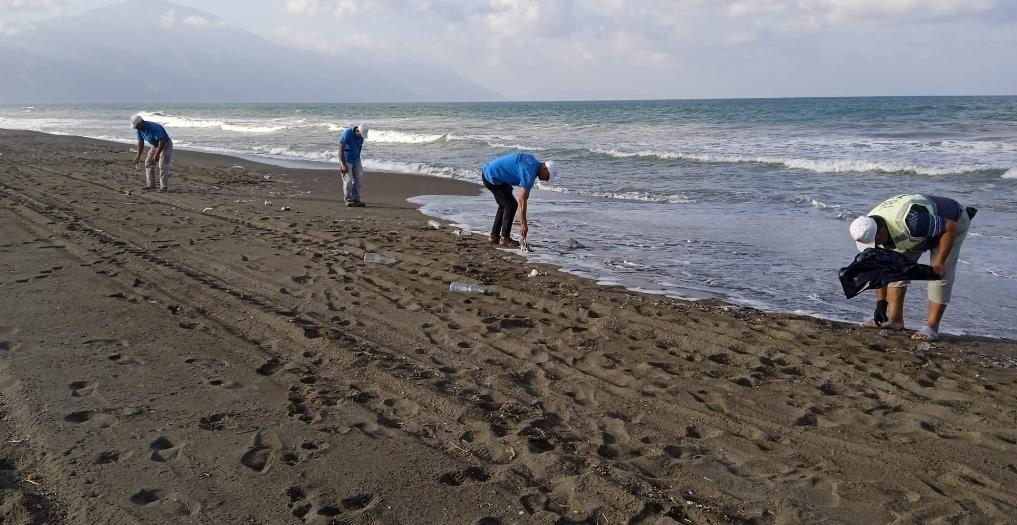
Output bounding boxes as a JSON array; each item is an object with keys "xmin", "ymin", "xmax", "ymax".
[
  {"xmin": 537, "ymin": 183, "xmax": 693, "ymax": 204},
  {"xmin": 139, "ymin": 111, "xmax": 289, "ymax": 133},
  {"xmin": 589, "ymin": 148, "xmax": 1006, "ymax": 176}
]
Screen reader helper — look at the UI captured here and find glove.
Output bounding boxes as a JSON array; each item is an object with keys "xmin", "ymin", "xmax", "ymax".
[{"xmin": 873, "ymin": 300, "xmax": 889, "ymax": 326}]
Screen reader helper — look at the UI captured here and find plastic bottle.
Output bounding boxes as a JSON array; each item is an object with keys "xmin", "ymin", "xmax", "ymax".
[
  {"xmin": 363, "ymin": 253, "xmax": 397, "ymax": 265},
  {"xmin": 450, "ymin": 282, "xmax": 487, "ymax": 294}
]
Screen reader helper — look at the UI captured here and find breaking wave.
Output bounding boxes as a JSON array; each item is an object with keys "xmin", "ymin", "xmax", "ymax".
[{"xmin": 588, "ymin": 148, "xmax": 1008, "ymax": 176}]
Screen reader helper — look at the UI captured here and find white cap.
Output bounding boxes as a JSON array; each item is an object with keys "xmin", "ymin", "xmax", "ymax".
[
  {"xmin": 357, "ymin": 124, "xmax": 369, "ymax": 139},
  {"xmin": 131, "ymin": 114, "xmax": 143, "ymax": 127},
  {"xmin": 544, "ymin": 160, "xmax": 558, "ymax": 179},
  {"xmin": 850, "ymin": 216, "xmax": 877, "ymax": 252}
]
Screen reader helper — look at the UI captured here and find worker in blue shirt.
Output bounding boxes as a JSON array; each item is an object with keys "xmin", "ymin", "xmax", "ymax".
[
  {"xmin": 338, "ymin": 124, "xmax": 369, "ymax": 207},
  {"xmin": 481, "ymin": 152, "xmax": 558, "ymax": 247},
  {"xmin": 131, "ymin": 115, "xmax": 173, "ymax": 191}
]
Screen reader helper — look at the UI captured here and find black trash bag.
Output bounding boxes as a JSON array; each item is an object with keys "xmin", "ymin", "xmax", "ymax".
[{"xmin": 839, "ymin": 248, "xmax": 940, "ymax": 299}]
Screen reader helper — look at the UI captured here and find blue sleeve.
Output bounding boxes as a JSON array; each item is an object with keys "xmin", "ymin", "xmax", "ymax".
[
  {"xmin": 338, "ymin": 128, "xmax": 351, "ymax": 144},
  {"xmin": 136, "ymin": 129, "xmax": 143, "ymax": 141},
  {"xmin": 518, "ymin": 154, "xmax": 540, "ymax": 190}
]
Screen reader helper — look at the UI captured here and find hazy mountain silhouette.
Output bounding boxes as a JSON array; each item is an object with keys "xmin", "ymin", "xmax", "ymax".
[{"xmin": 0, "ymin": 0, "xmax": 500, "ymax": 103}]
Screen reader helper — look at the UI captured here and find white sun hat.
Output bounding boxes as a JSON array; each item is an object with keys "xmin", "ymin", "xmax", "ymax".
[
  {"xmin": 850, "ymin": 216, "xmax": 877, "ymax": 252},
  {"xmin": 131, "ymin": 114, "xmax": 143, "ymax": 127},
  {"xmin": 357, "ymin": 124, "xmax": 369, "ymax": 139},
  {"xmin": 544, "ymin": 160, "xmax": 558, "ymax": 179}
]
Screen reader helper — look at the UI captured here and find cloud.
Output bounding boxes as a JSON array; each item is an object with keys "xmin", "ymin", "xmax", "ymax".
[
  {"xmin": 0, "ymin": 19, "xmax": 27, "ymax": 35},
  {"xmin": 0, "ymin": 0, "xmax": 61, "ymax": 12},
  {"xmin": 182, "ymin": 15, "xmax": 211, "ymax": 26}
]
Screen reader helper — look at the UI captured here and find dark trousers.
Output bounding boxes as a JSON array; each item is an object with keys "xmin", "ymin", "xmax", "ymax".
[{"xmin": 483, "ymin": 177, "xmax": 517, "ymax": 238}]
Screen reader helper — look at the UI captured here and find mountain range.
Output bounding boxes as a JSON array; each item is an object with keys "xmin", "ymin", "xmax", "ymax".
[{"xmin": 0, "ymin": 0, "xmax": 500, "ymax": 103}]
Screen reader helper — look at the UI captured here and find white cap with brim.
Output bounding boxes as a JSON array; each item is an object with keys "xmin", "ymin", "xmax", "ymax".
[
  {"xmin": 358, "ymin": 124, "xmax": 369, "ymax": 139},
  {"xmin": 131, "ymin": 114, "xmax": 143, "ymax": 127},
  {"xmin": 544, "ymin": 160, "xmax": 558, "ymax": 179},
  {"xmin": 850, "ymin": 216, "xmax": 877, "ymax": 252}
]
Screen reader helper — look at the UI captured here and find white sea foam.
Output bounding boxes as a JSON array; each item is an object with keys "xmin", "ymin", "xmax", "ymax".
[
  {"xmin": 589, "ymin": 147, "xmax": 1003, "ymax": 176},
  {"xmin": 537, "ymin": 183, "xmax": 693, "ymax": 204},
  {"xmin": 1002, "ymin": 168, "xmax": 1017, "ymax": 179},
  {"xmin": 138, "ymin": 112, "xmax": 288, "ymax": 133},
  {"xmin": 363, "ymin": 159, "xmax": 480, "ymax": 181},
  {"xmin": 366, "ymin": 129, "xmax": 447, "ymax": 144}
]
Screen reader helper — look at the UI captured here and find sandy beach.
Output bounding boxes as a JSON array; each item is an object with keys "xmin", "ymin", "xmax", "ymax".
[{"xmin": 2, "ymin": 128, "xmax": 1017, "ymax": 524}]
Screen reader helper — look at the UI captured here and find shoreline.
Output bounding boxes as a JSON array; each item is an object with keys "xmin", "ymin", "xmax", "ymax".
[
  {"xmin": 3, "ymin": 128, "xmax": 1017, "ymax": 523},
  {"xmin": 4, "ymin": 127, "xmax": 1011, "ymax": 340}
]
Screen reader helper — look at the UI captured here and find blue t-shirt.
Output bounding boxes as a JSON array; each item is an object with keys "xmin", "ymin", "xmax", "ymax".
[
  {"xmin": 136, "ymin": 122, "xmax": 170, "ymax": 146},
  {"xmin": 905, "ymin": 195, "xmax": 962, "ymax": 251},
  {"xmin": 482, "ymin": 152, "xmax": 541, "ymax": 190},
  {"xmin": 338, "ymin": 127, "xmax": 365, "ymax": 162}
]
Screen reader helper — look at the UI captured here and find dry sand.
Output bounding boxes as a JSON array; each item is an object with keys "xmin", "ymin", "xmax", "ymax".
[{"xmin": 2, "ymin": 128, "xmax": 1017, "ymax": 525}]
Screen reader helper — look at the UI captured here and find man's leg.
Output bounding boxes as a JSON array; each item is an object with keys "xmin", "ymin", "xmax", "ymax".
[
  {"xmin": 158, "ymin": 142, "xmax": 173, "ymax": 191},
  {"xmin": 886, "ymin": 286, "xmax": 907, "ymax": 326},
  {"xmin": 484, "ymin": 179, "xmax": 507, "ymax": 241},
  {"xmin": 343, "ymin": 162, "xmax": 355, "ymax": 204},
  {"xmin": 351, "ymin": 160, "xmax": 364, "ymax": 203},
  {"xmin": 144, "ymin": 148, "xmax": 157, "ymax": 189},
  {"xmin": 495, "ymin": 187, "xmax": 517, "ymax": 239},
  {"xmin": 920, "ymin": 211, "xmax": 970, "ymax": 338}
]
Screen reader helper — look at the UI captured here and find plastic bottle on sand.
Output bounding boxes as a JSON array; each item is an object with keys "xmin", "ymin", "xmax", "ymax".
[
  {"xmin": 450, "ymin": 282, "xmax": 487, "ymax": 294},
  {"xmin": 364, "ymin": 253, "xmax": 397, "ymax": 265}
]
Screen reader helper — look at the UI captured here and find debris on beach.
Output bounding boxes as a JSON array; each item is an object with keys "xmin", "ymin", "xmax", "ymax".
[
  {"xmin": 280, "ymin": 206, "xmax": 291, "ymax": 212},
  {"xmin": 202, "ymin": 207, "xmax": 213, "ymax": 213},
  {"xmin": 567, "ymin": 238, "xmax": 586, "ymax": 250},
  {"xmin": 231, "ymin": 164, "xmax": 244, "ymax": 169},
  {"xmin": 364, "ymin": 253, "xmax": 397, "ymax": 265},
  {"xmin": 427, "ymin": 220, "xmax": 441, "ymax": 229},
  {"xmin": 264, "ymin": 200, "xmax": 272, "ymax": 206}
]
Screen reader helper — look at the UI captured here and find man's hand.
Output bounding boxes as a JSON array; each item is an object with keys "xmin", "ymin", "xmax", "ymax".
[
  {"xmin": 340, "ymin": 164, "xmax": 349, "ymax": 176},
  {"xmin": 932, "ymin": 262, "xmax": 946, "ymax": 278},
  {"xmin": 519, "ymin": 223, "xmax": 528, "ymax": 239}
]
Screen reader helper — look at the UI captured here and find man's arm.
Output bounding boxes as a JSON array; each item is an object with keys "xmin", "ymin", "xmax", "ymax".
[
  {"xmin": 338, "ymin": 142, "xmax": 348, "ymax": 175},
  {"xmin": 132, "ymin": 140, "xmax": 144, "ymax": 164},
  {"xmin": 518, "ymin": 188, "xmax": 530, "ymax": 238},
  {"xmin": 152, "ymin": 139, "xmax": 166, "ymax": 160},
  {"xmin": 932, "ymin": 219, "xmax": 958, "ymax": 277}
]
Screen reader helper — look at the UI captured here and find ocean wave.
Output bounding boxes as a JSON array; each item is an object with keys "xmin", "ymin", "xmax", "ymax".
[
  {"xmin": 788, "ymin": 195, "xmax": 859, "ymax": 219},
  {"xmin": 363, "ymin": 159, "xmax": 480, "ymax": 180},
  {"xmin": 138, "ymin": 112, "xmax": 289, "ymax": 133},
  {"xmin": 367, "ymin": 129, "xmax": 448, "ymax": 144},
  {"xmin": 588, "ymin": 147, "xmax": 1007, "ymax": 176},
  {"xmin": 1003, "ymin": 168, "xmax": 1017, "ymax": 179},
  {"xmin": 537, "ymin": 183, "xmax": 693, "ymax": 204}
]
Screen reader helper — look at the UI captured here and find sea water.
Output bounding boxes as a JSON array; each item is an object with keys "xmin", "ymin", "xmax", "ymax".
[{"xmin": 2, "ymin": 98, "xmax": 1015, "ymax": 339}]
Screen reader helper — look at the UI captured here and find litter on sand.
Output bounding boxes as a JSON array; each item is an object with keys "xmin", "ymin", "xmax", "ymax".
[
  {"xmin": 427, "ymin": 220, "xmax": 441, "ymax": 229},
  {"xmin": 202, "ymin": 207, "xmax": 213, "ymax": 213},
  {"xmin": 519, "ymin": 238, "xmax": 534, "ymax": 253}
]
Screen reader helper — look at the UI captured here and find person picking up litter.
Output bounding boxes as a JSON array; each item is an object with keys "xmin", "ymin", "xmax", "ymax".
[{"xmin": 480, "ymin": 152, "xmax": 557, "ymax": 247}]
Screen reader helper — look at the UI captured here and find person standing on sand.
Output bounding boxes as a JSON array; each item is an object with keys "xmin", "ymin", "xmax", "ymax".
[
  {"xmin": 131, "ymin": 115, "xmax": 173, "ymax": 192},
  {"xmin": 481, "ymin": 152, "xmax": 557, "ymax": 247},
  {"xmin": 849, "ymin": 194, "xmax": 975, "ymax": 342},
  {"xmin": 338, "ymin": 124, "xmax": 369, "ymax": 207}
]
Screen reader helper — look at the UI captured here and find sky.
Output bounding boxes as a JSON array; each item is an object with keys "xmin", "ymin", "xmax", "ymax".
[{"xmin": 2, "ymin": 0, "xmax": 1017, "ymax": 100}]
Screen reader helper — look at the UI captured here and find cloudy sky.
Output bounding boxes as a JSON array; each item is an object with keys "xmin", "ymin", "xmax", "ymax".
[{"xmin": 3, "ymin": 0, "xmax": 1016, "ymax": 100}]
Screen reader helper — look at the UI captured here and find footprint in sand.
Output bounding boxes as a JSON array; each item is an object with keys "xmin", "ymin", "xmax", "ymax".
[
  {"xmin": 149, "ymin": 435, "xmax": 183, "ymax": 462},
  {"xmin": 69, "ymin": 380, "xmax": 97, "ymax": 397},
  {"xmin": 94, "ymin": 450, "xmax": 128, "ymax": 465},
  {"xmin": 241, "ymin": 430, "xmax": 282, "ymax": 474},
  {"xmin": 129, "ymin": 488, "xmax": 199, "ymax": 516},
  {"xmin": 256, "ymin": 357, "xmax": 285, "ymax": 376},
  {"xmin": 64, "ymin": 410, "xmax": 117, "ymax": 428}
]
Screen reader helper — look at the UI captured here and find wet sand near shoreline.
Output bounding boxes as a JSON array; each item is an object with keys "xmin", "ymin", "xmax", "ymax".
[{"xmin": 2, "ymin": 129, "xmax": 1017, "ymax": 524}]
